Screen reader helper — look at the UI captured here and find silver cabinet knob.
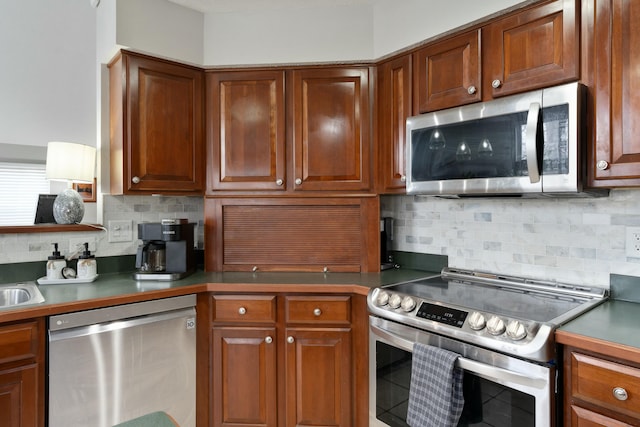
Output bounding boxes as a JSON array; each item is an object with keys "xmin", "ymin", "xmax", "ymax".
[
  {"xmin": 492, "ymin": 79, "xmax": 502, "ymax": 89},
  {"xmin": 597, "ymin": 160, "xmax": 609, "ymax": 171},
  {"xmin": 275, "ymin": 179, "xmax": 283, "ymax": 186},
  {"xmin": 400, "ymin": 175, "xmax": 406, "ymax": 182},
  {"xmin": 287, "ymin": 336, "xmax": 294, "ymax": 344},
  {"xmin": 252, "ymin": 266, "xmax": 258, "ymax": 272},
  {"xmin": 467, "ymin": 85, "xmax": 477, "ymax": 95},
  {"xmin": 323, "ymin": 267, "xmax": 329, "ymax": 273},
  {"xmin": 295, "ymin": 178, "xmax": 302, "ymax": 185},
  {"xmin": 313, "ymin": 308, "xmax": 322, "ymax": 316},
  {"xmin": 238, "ymin": 307, "xmax": 246, "ymax": 315},
  {"xmin": 265, "ymin": 336, "xmax": 273, "ymax": 344},
  {"xmin": 132, "ymin": 176, "xmax": 141, "ymax": 184},
  {"xmin": 613, "ymin": 387, "xmax": 628, "ymax": 401}
]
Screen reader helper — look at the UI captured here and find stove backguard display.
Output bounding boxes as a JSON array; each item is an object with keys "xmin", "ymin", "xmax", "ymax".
[{"xmin": 416, "ymin": 302, "xmax": 467, "ymax": 327}]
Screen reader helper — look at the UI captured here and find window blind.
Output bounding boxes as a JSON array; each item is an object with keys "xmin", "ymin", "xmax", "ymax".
[{"xmin": 0, "ymin": 162, "xmax": 50, "ymax": 225}]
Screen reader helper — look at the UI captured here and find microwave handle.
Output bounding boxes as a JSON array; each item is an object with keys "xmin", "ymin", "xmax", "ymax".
[{"xmin": 525, "ymin": 102, "xmax": 541, "ymax": 184}]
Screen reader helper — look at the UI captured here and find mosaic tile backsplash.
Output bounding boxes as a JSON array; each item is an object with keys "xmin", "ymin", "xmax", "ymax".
[
  {"xmin": 2, "ymin": 189, "xmax": 640, "ymax": 289},
  {"xmin": 0, "ymin": 195, "xmax": 204, "ymax": 265},
  {"xmin": 381, "ymin": 189, "xmax": 640, "ymax": 288}
]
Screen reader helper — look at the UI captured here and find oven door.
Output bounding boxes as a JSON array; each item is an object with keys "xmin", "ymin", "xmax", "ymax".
[{"xmin": 370, "ymin": 316, "xmax": 556, "ymax": 427}]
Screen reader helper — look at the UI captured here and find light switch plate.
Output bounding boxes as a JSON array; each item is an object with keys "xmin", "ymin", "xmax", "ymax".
[
  {"xmin": 108, "ymin": 220, "xmax": 133, "ymax": 242},
  {"xmin": 625, "ymin": 227, "xmax": 640, "ymax": 258}
]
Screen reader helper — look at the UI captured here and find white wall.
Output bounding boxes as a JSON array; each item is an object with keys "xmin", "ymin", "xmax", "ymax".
[
  {"xmin": 0, "ymin": 1, "xmax": 96, "ymax": 149},
  {"xmin": 372, "ymin": 0, "xmax": 525, "ymax": 57},
  {"xmin": 115, "ymin": 0, "xmax": 204, "ymax": 65},
  {"xmin": 203, "ymin": 4, "xmax": 373, "ymax": 65}
]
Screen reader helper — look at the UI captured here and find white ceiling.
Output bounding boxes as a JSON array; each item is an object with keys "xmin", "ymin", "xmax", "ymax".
[{"xmin": 167, "ymin": 0, "xmax": 378, "ymax": 13}]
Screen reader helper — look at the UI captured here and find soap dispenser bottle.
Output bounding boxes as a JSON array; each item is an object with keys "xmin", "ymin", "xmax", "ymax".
[
  {"xmin": 47, "ymin": 243, "xmax": 66, "ymax": 280},
  {"xmin": 77, "ymin": 242, "xmax": 97, "ymax": 279}
]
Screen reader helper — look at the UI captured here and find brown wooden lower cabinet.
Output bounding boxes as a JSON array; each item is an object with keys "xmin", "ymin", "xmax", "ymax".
[
  {"xmin": 563, "ymin": 346, "xmax": 640, "ymax": 426},
  {"xmin": 0, "ymin": 319, "xmax": 45, "ymax": 427},
  {"xmin": 208, "ymin": 293, "xmax": 367, "ymax": 427}
]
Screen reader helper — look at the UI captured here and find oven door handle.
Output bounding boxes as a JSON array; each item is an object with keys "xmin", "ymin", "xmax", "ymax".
[{"xmin": 372, "ymin": 323, "xmax": 548, "ymax": 391}]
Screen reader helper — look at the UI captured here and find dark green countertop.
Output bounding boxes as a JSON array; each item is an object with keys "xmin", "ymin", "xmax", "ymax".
[
  {"xmin": 558, "ymin": 300, "xmax": 640, "ymax": 349},
  {"xmin": 0, "ymin": 268, "xmax": 438, "ymax": 323}
]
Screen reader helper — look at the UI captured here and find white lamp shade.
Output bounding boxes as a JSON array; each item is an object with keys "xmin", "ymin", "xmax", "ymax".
[{"xmin": 46, "ymin": 141, "xmax": 96, "ymax": 183}]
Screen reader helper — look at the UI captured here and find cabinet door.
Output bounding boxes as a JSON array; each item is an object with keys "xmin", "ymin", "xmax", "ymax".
[
  {"xmin": 571, "ymin": 405, "xmax": 635, "ymax": 426},
  {"xmin": 377, "ymin": 55, "xmax": 412, "ymax": 193},
  {"xmin": 285, "ymin": 328, "xmax": 352, "ymax": 427},
  {"xmin": 587, "ymin": 0, "xmax": 640, "ymax": 186},
  {"xmin": 206, "ymin": 70, "xmax": 286, "ymax": 192},
  {"xmin": 212, "ymin": 327, "xmax": 277, "ymax": 427},
  {"xmin": 0, "ymin": 364, "xmax": 39, "ymax": 427},
  {"xmin": 113, "ymin": 52, "xmax": 204, "ymax": 194},
  {"xmin": 483, "ymin": 0, "xmax": 579, "ymax": 97},
  {"xmin": 290, "ymin": 68, "xmax": 370, "ymax": 192},
  {"xmin": 414, "ymin": 30, "xmax": 481, "ymax": 113}
]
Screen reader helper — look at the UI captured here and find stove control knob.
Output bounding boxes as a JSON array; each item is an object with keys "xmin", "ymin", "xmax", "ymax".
[
  {"xmin": 506, "ymin": 320, "xmax": 527, "ymax": 341},
  {"xmin": 486, "ymin": 316, "xmax": 506, "ymax": 335},
  {"xmin": 375, "ymin": 290, "xmax": 390, "ymax": 306},
  {"xmin": 468, "ymin": 312, "xmax": 486, "ymax": 330},
  {"xmin": 388, "ymin": 293, "xmax": 403, "ymax": 309},
  {"xmin": 401, "ymin": 296, "xmax": 416, "ymax": 312}
]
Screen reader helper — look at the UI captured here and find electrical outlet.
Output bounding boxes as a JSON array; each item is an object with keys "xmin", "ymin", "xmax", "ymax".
[
  {"xmin": 108, "ymin": 220, "xmax": 133, "ymax": 242},
  {"xmin": 625, "ymin": 227, "xmax": 640, "ymax": 258},
  {"xmin": 68, "ymin": 237, "xmax": 94, "ymax": 255}
]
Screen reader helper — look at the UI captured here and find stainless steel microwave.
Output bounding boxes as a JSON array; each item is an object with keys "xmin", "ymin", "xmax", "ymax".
[{"xmin": 406, "ymin": 82, "xmax": 608, "ymax": 198}]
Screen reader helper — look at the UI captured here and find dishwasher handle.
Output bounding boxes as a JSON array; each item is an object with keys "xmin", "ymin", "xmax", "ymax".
[
  {"xmin": 48, "ymin": 294, "xmax": 196, "ymax": 331},
  {"xmin": 49, "ymin": 306, "xmax": 196, "ymax": 342}
]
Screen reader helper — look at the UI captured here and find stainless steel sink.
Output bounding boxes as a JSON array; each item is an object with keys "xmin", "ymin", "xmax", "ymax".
[{"xmin": 0, "ymin": 282, "xmax": 45, "ymax": 308}]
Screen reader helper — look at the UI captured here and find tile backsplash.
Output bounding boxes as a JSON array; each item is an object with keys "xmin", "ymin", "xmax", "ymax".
[
  {"xmin": 382, "ymin": 189, "xmax": 640, "ymax": 288},
  {"xmin": 3, "ymin": 189, "xmax": 640, "ymax": 289},
  {"xmin": 0, "ymin": 195, "xmax": 204, "ymax": 265}
]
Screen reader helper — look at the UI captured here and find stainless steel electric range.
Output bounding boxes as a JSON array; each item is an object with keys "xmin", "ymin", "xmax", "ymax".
[{"xmin": 368, "ymin": 267, "xmax": 608, "ymax": 427}]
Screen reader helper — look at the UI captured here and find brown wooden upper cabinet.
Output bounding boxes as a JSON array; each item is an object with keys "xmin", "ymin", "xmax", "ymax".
[
  {"xmin": 109, "ymin": 50, "xmax": 205, "ymax": 195},
  {"xmin": 206, "ymin": 66, "xmax": 371, "ymax": 194},
  {"xmin": 377, "ymin": 55, "xmax": 412, "ymax": 193},
  {"xmin": 414, "ymin": 30, "xmax": 481, "ymax": 113},
  {"xmin": 290, "ymin": 67, "xmax": 371, "ymax": 192},
  {"xmin": 414, "ymin": 0, "xmax": 579, "ymax": 113},
  {"xmin": 585, "ymin": 0, "xmax": 640, "ymax": 187},
  {"xmin": 206, "ymin": 70, "xmax": 286, "ymax": 192}
]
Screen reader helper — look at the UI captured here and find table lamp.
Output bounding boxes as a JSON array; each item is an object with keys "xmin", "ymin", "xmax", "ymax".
[{"xmin": 45, "ymin": 141, "xmax": 96, "ymax": 224}]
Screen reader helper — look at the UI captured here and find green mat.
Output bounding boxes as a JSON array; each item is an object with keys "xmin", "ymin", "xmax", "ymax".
[{"xmin": 113, "ymin": 411, "xmax": 178, "ymax": 427}]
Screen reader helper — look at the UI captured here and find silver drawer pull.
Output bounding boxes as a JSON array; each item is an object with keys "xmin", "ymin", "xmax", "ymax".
[
  {"xmin": 613, "ymin": 387, "xmax": 628, "ymax": 401},
  {"xmin": 313, "ymin": 308, "xmax": 322, "ymax": 316},
  {"xmin": 238, "ymin": 307, "xmax": 246, "ymax": 315},
  {"xmin": 265, "ymin": 336, "xmax": 273, "ymax": 344},
  {"xmin": 287, "ymin": 336, "xmax": 294, "ymax": 344}
]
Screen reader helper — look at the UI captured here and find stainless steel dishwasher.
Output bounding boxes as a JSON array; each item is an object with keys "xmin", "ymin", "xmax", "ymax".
[{"xmin": 48, "ymin": 295, "xmax": 196, "ymax": 427}]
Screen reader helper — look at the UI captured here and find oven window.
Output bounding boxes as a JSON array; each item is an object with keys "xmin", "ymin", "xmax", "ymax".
[{"xmin": 375, "ymin": 342, "xmax": 536, "ymax": 427}]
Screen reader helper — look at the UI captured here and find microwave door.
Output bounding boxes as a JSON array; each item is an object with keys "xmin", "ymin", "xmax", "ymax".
[{"xmin": 406, "ymin": 93, "xmax": 544, "ymax": 196}]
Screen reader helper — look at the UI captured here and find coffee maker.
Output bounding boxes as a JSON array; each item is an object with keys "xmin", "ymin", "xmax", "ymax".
[
  {"xmin": 134, "ymin": 219, "xmax": 196, "ymax": 281},
  {"xmin": 380, "ymin": 217, "xmax": 398, "ymax": 270}
]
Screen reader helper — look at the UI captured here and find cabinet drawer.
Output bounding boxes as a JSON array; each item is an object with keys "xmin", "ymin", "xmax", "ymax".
[
  {"xmin": 0, "ymin": 321, "xmax": 39, "ymax": 365},
  {"xmin": 213, "ymin": 295, "xmax": 276, "ymax": 323},
  {"xmin": 571, "ymin": 352, "xmax": 640, "ymax": 419},
  {"xmin": 285, "ymin": 296, "xmax": 351, "ymax": 324}
]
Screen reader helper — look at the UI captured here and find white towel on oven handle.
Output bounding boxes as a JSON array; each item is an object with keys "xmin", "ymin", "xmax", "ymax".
[{"xmin": 406, "ymin": 343, "xmax": 465, "ymax": 427}]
